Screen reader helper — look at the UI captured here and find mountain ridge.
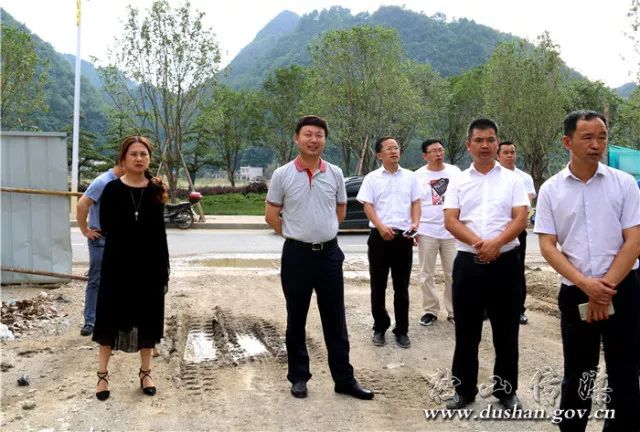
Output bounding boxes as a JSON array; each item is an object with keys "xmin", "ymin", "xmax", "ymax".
[{"xmin": 223, "ymin": 5, "xmax": 521, "ymax": 88}]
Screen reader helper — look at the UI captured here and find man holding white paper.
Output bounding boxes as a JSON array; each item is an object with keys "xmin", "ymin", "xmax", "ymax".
[{"xmin": 534, "ymin": 110, "xmax": 640, "ymax": 432}]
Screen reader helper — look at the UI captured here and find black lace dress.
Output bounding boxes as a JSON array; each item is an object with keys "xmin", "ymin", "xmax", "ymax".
[{"xmin": 92, "ymin": 179, "xmax": 169, "ymax": 352}]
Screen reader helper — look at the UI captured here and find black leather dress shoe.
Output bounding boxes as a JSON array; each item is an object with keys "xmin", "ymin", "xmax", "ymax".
[
  {"xmin": 372, "ymin": 331, "xmax": 385, "ymax": 346},
  {"xmin": 395, "ymin": 334, "xmax": 411, "ymax": 348},
  {"xmin": 290, "ymin": 380, "xmax": 307, "ymax": 398},
  {"xmin": 498, "ymin": 394, "xmax": 522, "ymax": 410},
  {"xmin": 445, "ymin": 393, "xmax": 475, "ymax": 409},
  {"xmin": 80, "ymin": 324, "xmax": 93, "ymax": 336},
  {"xmin": 334, "ymin": 382, "xmax": 374, "ymax": 400}
]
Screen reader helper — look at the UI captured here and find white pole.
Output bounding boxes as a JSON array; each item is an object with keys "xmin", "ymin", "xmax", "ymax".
[{"xmin": 70, "ymin": 0, "xmax": 82, "ymax": 216}]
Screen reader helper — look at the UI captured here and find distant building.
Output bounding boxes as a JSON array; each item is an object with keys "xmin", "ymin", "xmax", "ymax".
[{"xmin": 238, "ymin": 166, "xmax": 264, "ymax": 181}]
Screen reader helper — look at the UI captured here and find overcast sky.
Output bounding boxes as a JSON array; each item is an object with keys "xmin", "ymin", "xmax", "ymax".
[{"xmin": 2, "ymin": 0, "xmax": 638, "ymax": 88}]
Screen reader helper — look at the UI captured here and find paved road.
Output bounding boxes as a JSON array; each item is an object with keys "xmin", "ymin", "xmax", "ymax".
[{"xmin": 71, "ymin": 228, "xmax": 540, "ymax": 264}]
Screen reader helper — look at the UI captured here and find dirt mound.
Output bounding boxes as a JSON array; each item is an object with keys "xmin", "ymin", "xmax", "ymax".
[{"xmin": 1, "ymin": 292, "xmax": 68, "ymax": 338}]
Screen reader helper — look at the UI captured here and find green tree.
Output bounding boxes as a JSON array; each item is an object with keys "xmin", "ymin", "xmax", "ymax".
[
  {"xmin": 62, "ymin": 125, "xmax": 109, "ymax": 183},
  {"xmin": 564, "ymin": 78, "xmax": 622, "ymax": 118},
  {"xmin": 98, "ymin": 0, "xmax": 221, "ymax": 199},
  {"xmin": 309, "ymin": 25, "xmax": 420, "ymax": 174},
  {"xmin": 260, "ymin": 65, "xmax": 311, "ymax": 165},
  {"xmin": 615, "ymin": 86, "xmax": 640, "ymax": 149},
  {"xmin": 195, "ymin": 86, "xmax": 262, "ymax": 187},
  {"xmin": 444, "ymin": 67, "xmax": 485, "ymax": 165},
  {"xmin": 102, "ymin": 108, "xmax": 140, "ymax": 161},
  {"xmin": 181, "ymin": 127, "xmax": 219, "ymax": 185},
  {"xmin": 405, "ymin": 62, "xmax": 450, "ymax": 146},
  {"xmin": 483, "ymin": 33, "xmax": 567, "ymax": 189},
  {"xmin": 0, "ymin": 25, "xmax": 48, "ymax": 130}
]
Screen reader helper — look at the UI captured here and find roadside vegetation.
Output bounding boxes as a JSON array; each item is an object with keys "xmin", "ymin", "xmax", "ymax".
[{"xmin": 199, "ymin": 193, "xmax": 265, "ymax": 215}]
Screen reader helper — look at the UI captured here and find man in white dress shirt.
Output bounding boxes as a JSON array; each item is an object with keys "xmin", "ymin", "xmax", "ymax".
[
  {"xmin": 497, "ymin": 140, "xmax": 536, "ymax": 325},
  {"xmin": 357, "ymin": 136, "xmax": 420, "ymax": 349},
  {"xmin": 443, "ymin": 118, "xmax": 529, "ymax": 410},
  {"xmin": 414, "ymin": 139, "xmax": 461, "ymax": 326},
  {"xmin": 534, "ymin": 110, "xmax": 640, "ymax": 431}
]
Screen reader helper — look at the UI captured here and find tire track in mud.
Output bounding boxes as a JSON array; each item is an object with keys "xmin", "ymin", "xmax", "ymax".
[{"xmin": 168, "ymin": 307, "xmax": 289, "ymax": 398}]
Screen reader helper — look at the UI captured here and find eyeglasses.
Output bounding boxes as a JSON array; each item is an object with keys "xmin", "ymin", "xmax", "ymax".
[
  {"xmin": 382, "ymin": 146, "xmax": 400, "ymax": 152},
  {"xmin": 426, "ymin": 148, "xmax": 444, "ymax": 154}
]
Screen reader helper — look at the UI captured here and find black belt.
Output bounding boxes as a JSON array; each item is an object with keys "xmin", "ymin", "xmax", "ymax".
[
  {"xmin": 458, "ymin": 247, "xmax": 518, "ymax": 264},
  {"xmin": 286, "ymin": 237, "xmax": 338, "ymax": 251}
]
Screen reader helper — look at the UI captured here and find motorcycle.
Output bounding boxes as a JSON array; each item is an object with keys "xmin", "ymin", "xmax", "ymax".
[{"xmin": 164, "ymin": 191, "xmax": 202, "ymax": 229}]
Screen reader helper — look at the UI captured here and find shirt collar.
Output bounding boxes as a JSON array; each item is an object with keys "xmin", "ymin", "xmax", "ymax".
[
  {"xmin": 561, "ymin": 162, "xmax": 606, "ymax": 182},
  {"xmin": 469, "ymin": 161, "xmax": 500, "ymax": 175},
  {"xmin": 294, "ymin": 157, "xmax": 326, "ymax": 173},
  {"xmin": 382, "ymin": 165, "xmax": 403, "ymax": 175}
]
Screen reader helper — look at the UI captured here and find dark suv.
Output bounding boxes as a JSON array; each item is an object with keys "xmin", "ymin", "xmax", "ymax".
[{"xmin": 339, "ymin": 176, "xmax": 369, "ymax": 230}]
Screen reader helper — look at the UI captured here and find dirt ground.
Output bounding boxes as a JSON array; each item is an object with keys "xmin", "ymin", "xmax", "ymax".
[{"xmin": 1, "ymin": 252, "xmax": 609, "ymax": 432}]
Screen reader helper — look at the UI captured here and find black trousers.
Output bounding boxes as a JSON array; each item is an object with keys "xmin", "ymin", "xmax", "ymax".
[
  {"xmin": 557, "ymin": 271, "xmax": 640, "ymax": 432},
  {"xmin": 367, "ymin": 230, "xmax": 413, "ymax": 336},
  {"xmin": 451, "ymin": 249, "xmax": 521, "ymax": 400},
  {"xmin": 280, "ymin": 240, "xmax": 355, "ymax": 386},
  {"xmin": 517, "ymin": 230, "xmax": 527, "ymax": 314}
]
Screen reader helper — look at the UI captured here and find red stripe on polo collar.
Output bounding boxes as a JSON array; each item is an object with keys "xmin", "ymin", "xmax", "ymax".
[
  {"xmin": 294, "ymin": 157, "xmax": 326, "ymax": 173},
  {"xmin": 294, "ymin": 157, "xmax": 326, "ymax": 187}
]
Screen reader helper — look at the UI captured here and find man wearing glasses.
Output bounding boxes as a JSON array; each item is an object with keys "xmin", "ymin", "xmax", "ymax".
[
  {"xmin": 357, "ymin": 136, "xmax": 420, "ymax": 349},
  {"xmin": 414, "ymin": 139, "xmax": 461, "ymax": 327}
]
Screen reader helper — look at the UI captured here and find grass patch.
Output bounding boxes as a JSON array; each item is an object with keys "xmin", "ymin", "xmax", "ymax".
[{"xmin": 200, "ymin": 193, "xmax": 266, "ymax": 215}]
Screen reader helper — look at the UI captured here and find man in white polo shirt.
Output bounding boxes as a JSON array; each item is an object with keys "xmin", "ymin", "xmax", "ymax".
[
  {"xmin": 357, "ymin": 136, "xmax": 420, "ymax": 349},
  {"xmin": 265, "ymin": 115, "xmax": 373, "ymax": 401},
  {"xmin": 497, "ymin": 140, "xmax": 536, "ymax": 325},
  {"xmin": 443, "ymin": 118, "xmax": 529, "ymax": 410},
  {"xmin": 414, "ymin": 139, "xmax": 461, "ymax": 326},
  {"xmin": 534, "ymin": 110, "xmax": 640, "ymax": 431}
]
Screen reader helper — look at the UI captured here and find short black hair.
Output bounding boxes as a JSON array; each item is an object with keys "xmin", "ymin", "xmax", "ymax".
[
  {"xmin": 563, "ymin": 110, "xmax": 608, "ymax": 137},
  {"xmin": 421, "ymin": 139, "xmax": 444, "ymax": 153},
  {"xmin": 497, "ymin": 140, "xmax": 515, "ymax": 154},
  {"xmin": 375, "ymin": 136, "xmax": 396, "ymax": 153},
  {"xmin": 467, "ymin": 118, "xmax": 498, "ymax": 140},
  {"xmin": 295, "ymin": 115, "xmax": 329, "ymax": 137}
]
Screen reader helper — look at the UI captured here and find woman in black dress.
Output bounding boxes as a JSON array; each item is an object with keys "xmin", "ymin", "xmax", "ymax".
[{"xmin": 92, "ymin": 136, "xmax": 169, "ymax": 400}]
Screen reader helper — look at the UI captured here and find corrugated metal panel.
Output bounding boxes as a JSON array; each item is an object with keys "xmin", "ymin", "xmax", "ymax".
[{"xmin": 1, "ymin": 132, "xmax": 72, "ymax": 283}]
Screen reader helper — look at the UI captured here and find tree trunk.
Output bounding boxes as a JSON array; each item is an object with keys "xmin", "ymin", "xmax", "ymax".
[
  {"xmin": 355, "ymin": 136, "xmax": 369, "ymax": 176},
  {"xmin": 179, "ymin": 148, "xmax": 205, "ymax": 222}
]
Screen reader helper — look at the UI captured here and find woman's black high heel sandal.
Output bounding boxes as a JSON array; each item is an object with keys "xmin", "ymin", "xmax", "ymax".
[
  {"xmin": 139, "ymin": 368, "xmax": 157, "ymax": 396},
  {"xmin": 96, "ymin": 371, "xmax": 110, "ymax": 401}
]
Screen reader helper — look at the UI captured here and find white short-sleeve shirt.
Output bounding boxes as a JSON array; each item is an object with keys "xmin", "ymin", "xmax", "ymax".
[
  {"xmin": 534, "ymin": 163, "xmax": 640, "ymax": 285},
  {"xmin": 444, "ymin": 162, "xmax": 530, "ymax": 253},
  {"xmin": 356, "ymin": 166, "xmax": 420, "ymax": 231},
  {"xmin": 515, "ymin": 167, "xmax": 537, "ymax": 199},
  {"xmin": 266, "ymin": 157, "xmax": 346, "ymax": 243},
  {"xmin": 414, "ymin": 163, "xmax": 462, "ymax": 239}
]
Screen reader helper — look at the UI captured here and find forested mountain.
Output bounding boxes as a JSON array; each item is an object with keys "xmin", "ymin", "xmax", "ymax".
[
  {"xmin": 223, "ymin": 5, "xmax": 521, "ymax": 88},
  {"xmin": 616, "ymin": 82, "xmax": 638, "ymax": 99},
  {"xmin": 62, "ymin": 54, "xmax": 105, "ymax": 90},
  {"xmin": 1, "ymin": 10, "xmax": 108, "ymax": 136}
]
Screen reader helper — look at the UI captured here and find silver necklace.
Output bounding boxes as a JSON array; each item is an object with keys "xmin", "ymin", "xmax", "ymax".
[{"xmin": 129, "ymin": 188, "xmax": 144, "ymax": 221}]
